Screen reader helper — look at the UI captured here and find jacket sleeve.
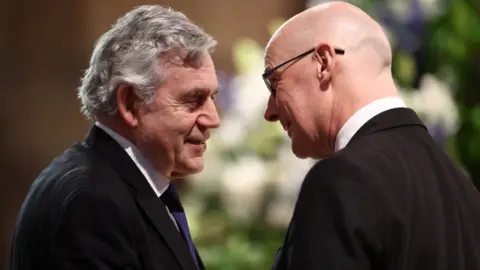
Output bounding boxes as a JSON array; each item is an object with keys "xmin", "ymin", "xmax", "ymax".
[{"xmin": 49, "ymin": 190, "xmax": 141, "ymax": 270}]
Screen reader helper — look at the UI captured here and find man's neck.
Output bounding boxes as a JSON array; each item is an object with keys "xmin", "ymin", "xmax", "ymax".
[
  {"xmin": 95, "ymin": 120, "xmax": 171, "ymax": 197},
  {"xmin": 97, "ymin": 117, "xmax": 134, "ymax": 142}
]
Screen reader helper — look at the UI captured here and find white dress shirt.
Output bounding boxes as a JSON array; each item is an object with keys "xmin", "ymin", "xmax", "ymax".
[
  {"xmin": 95, "ymin": 122, "xmax": 179, "ymax": 230},
  {"xmin": 334, "ymin": 96, "xmax": 407, "ymax": 152},
  {"xmin": 95, "ymin": 121, "xmax": 170, "ymax": 196}
]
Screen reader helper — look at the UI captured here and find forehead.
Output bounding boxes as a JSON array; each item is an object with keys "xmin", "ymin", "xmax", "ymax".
[
  {"xmin": 264, "ymin": 38, "xmax": 282, "ymax": 69},
  {"xmin": 264, "ymin": 17, "xmax": 303, "ymax": 66},
  {"xmin": 163, "ymin": 54, "xmax": 218, "ymax": 91},
  {"xmin": 264, "ymin": 33, "xmax": 298, "ymax": 73}
]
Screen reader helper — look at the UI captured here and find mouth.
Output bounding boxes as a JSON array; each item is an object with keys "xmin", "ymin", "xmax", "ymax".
[
  {"xmin": 185, "ymin": 139, "xmax": 207, "ymax": 152},
  {"xmin": 185, "ymin": 131, "xmax": 210, "ymax": 151},
  {"xmin": 185, "ymin": 139, "xmax": 206, "ymax": 145},
  {"xmin": 282, "ymin": 121, "xmax": 292, "ymax": 137}
]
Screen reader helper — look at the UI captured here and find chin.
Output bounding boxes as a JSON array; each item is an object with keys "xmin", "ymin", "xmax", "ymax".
[
  {"xmin": 293, "ymin": 152, "xmax": 310, "ymax": 159},
  {"xmin": 172, "ymin": 157, "xmax": 204, "ymax": 178},
  {"xmin": 291, "ymin": 146, "xmax": 311, "ymax": 159},
  {"xmin": 291, "ymin": 139, "xmax": 312, "ymax": 159}
]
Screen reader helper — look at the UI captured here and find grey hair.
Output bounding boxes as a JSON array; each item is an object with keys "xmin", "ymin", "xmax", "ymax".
[{"xmin": 77, "ymin": 5, "xmax": 217, "ymax": 120}]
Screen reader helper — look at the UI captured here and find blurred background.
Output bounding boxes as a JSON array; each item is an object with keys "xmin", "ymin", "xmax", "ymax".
[{"xmin": 1, "ymin": 0, "xmax": 479, "ymax": 269}]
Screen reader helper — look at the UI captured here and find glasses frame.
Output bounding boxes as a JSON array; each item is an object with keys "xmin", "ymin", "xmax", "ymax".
[{"xmin": 262, "ymin": 47, "xmax": 345, "ymax": 96}]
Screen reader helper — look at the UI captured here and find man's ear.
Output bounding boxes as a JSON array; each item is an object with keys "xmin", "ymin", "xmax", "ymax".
[
  {"xmin": 116, "ymin": 84, "xmax": 141, "ymax": 128},
  {"xmin": 314, "ymin": 43, "xmax": 336, "ymax": 86}
]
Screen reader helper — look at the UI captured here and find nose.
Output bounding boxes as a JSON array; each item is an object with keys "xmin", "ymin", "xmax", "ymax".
[
  {"xmin": 198, "ymin": 98, "xmax": 221, "ymax": 129},
  {"xmin": 264, "ymin": 95, "xmax": 279, "ymax": 122}
]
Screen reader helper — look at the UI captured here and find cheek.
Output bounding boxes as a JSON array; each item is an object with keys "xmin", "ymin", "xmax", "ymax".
[
  {"xmin": 277, "ymin": 92, "xmax": 303, "ymax": 120},
  {"xmin": 139, "ymin": 112, "xmax": 185, "ymax": 142},
  {"xmin": 138, "ymin": 113, "xmax": 162, "ymax": 136},
  {"xmin": 276, "ymin": 91, "xmax": 294, "ymax": 118},
  {"xmin": 177, "ymin": 113, "xmax": 200, "ymax": 132},
  {"xmin": 284, "ymin": 99, "xmax": 313, "ymax": 131},
  {"xmin": 162, "ymin": 110, "xmax": 196, "ymax": 131}
]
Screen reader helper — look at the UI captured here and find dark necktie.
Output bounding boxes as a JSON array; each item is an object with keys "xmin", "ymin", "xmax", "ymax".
[{"xmin": 160, "ymin": 184, "xmax": 200, "ymax": 269}]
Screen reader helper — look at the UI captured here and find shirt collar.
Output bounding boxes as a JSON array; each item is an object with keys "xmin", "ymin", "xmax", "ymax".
[
  {"xmin": 334, "ymin": 96, "xmax": 407, "ymax": 152},
  {"xmin": 95, "ymin": 121, "xmax": 170, "ymax": 197}
]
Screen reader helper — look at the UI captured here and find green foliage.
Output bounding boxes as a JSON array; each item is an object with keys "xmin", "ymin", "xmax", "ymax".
[
  {"xmin": 393, "ymin": 52, "xmax": 417, "ymax": 86},
  {"xmin": 428, "ymin": 0, "xmax": 480, "ymax": 186},
  {"xmin": 198, "ymin": 226, "xmax": 284, "ymax": 270},
  {"xmin": 244, "ymin": 122, "xmax": 285, "ymax": 160},
  {"xmin": 192, "ymin": 193, "xmax": 285, "ymax": 269}
]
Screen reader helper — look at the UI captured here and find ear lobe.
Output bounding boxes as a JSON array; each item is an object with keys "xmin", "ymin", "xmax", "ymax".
[
  {"xmin": 116, "ymin": 84, "xmax": 140, "ymax": 128},
  {"xmin": 314, "ymin": 44, "xmax": 336, "ymax": 83}
]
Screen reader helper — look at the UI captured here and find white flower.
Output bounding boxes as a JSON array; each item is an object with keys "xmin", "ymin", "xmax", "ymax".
[
  {"xmin": 229, "ymin": 39, "xmax": 270, "ymax": 125},
  {"xmin": 220, "ymin": 155, "xmax": 269, "ymax": 222},
  {"xmin": 215, "ymin": 112, "xmax": 248, "ymax": 149},
  {"xmin": 189, "ymin": 146, "xmax": 224, "ymax": 194},
  {"xmin": 418, "ymin": 0, "xmax": 444, "ymax": 19},
  {"xmin": 274, "ymin": 145, "xmax": 314, "ymax": 194},
  {"xmin": 386, "ymin": 0, "xmax": 411, "ymax": 22},
  {"xmin": 266, "ymin": 200, "xmax": 294, "ymax": 228},
  {"xmin": 397, "ymin": 86, "xmax": 415, "ymax": 108},
  {"xmin": 266, "ymin": 145, "xmax": 316, "ymax": 227},
  {"xmin": 229, "ymin": 72, "xmax": 270, "ymax": 126},
  {"xmin": 411, "ymin": 74, "xmax": 459, "ymax": 135}
]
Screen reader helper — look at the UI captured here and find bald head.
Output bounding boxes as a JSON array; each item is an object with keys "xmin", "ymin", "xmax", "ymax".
[
  {"xmin": 266, "ymin": 1, "xmax": 392, "ymax": 72},
  {"xmin": 263, "ymin": 2, "xmax": 399, "ymax": 159}
]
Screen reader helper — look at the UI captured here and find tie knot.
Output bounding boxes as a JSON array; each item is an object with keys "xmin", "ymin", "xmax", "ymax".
[{"xmin": 160, "ymin": 184, "xmax": 184, "ymax": 212}]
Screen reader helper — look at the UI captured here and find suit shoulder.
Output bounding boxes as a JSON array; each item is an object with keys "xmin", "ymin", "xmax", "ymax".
[
  {"xmin": 16, "ymin": 142, "xmax": 133, "ymax": 229},
  {"xmin": 11, "ymin": 184, "xmax": 136, "ymax": 266},
  {"xmin": 306, "ymin": 154, "xmax": 365, "ymax": 182},
  {"xmin": 301, "ymin": 155, "xmax": 357, "ymax": 194},
  {"xmin": 299, "ymin": 154, "xmax": 387, "ymax": 206},
  {"xmin": 32, "ymin": 142, "xmax": 127, "ymax": 197},
  {"xmin": 13, "ymin": 143, "xmax": 136, "ymax": 247}
]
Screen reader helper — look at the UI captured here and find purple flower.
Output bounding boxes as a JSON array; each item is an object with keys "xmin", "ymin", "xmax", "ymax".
[
  {"xmin": 374, "ymin": 0, "xmax": 426, "ymax": 53},
  {"xmin": 428, "ymin": 123, "xmax": 447, "ymax": 147},
  {"xmin": 216, "ymin": 70, "xmax": 235, "ymax": 112}
]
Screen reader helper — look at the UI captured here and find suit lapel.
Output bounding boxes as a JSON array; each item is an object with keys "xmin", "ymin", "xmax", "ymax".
[
  {"xmin": 84, "ymin": 126, "xmax": 197, "ymax": 270},
  {"xmin": 136, "ymin": 195, "xmax": 198, "ymax": 270},
  {"xmin": 271, "ymin": 247, "xmax": 284, "ymax": 270},
  {"xmin": 348, "ymin": 108, "xmax": 427, "ymax": 146},
  {"xmin": 272, "ymin": 219, "xmax": 294, "ymax": 270}
]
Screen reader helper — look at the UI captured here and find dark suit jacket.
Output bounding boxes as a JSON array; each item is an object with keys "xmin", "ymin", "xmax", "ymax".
[
  {"xmin": 273, "ymin": 108, "xmax": 480, "ymax": 270},
  {"xmin": 10, "ymin": 126, "xmax": 203, "ymax": 270}
]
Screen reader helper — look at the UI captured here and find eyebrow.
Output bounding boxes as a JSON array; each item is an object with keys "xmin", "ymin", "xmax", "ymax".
[
  {"xmin": 264, "ymin": 62, "xmax": 274, "ymax": 74},
  {"xmin": 181, "ymin": 88, "xmax": 219, "ymax": 100}
]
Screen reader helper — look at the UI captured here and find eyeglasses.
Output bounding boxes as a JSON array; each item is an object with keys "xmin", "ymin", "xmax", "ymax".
[{"xmin": 262, "ymin": 47, "xmax": 345, "ymax": 96}]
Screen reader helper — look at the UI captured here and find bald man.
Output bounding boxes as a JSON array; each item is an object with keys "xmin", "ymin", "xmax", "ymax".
[{"xmin": 263, "ymin": 2, "xmax": 480, "ymax": 270}]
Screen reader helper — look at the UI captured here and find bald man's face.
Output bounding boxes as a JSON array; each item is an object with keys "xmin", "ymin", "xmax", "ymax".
[
  {"xmin": 263, "ymin": 2, "xmax": 393, "ymax": 158},
  {"xmin": 264, "ymin": 45, "xmax": 337, "ymax": 159}
]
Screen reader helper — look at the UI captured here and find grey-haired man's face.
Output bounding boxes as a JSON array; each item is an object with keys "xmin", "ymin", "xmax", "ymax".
[{"xmin": 135, "ymin": 53, "xmax": 221, "ymax": 178}]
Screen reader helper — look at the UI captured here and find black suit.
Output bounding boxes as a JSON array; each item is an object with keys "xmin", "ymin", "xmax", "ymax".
[
  {"xmin": 10, "ymin": 126, "xmax": 203, "ymax": 270},
  {"xmin": 273, "ymin": 108, "xmax": 480, "ymax": 270}
]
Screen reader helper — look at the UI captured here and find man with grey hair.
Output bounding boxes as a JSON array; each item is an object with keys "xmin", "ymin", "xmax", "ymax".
[{"xmin": 11, "ymin": 5, "xmax": 219, "ymax": 270}]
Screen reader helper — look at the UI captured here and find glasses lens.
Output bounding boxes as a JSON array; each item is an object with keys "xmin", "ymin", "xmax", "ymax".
[{"xmin": 263, "ymin": 77, "xmax": 275, "ymax": 96}]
